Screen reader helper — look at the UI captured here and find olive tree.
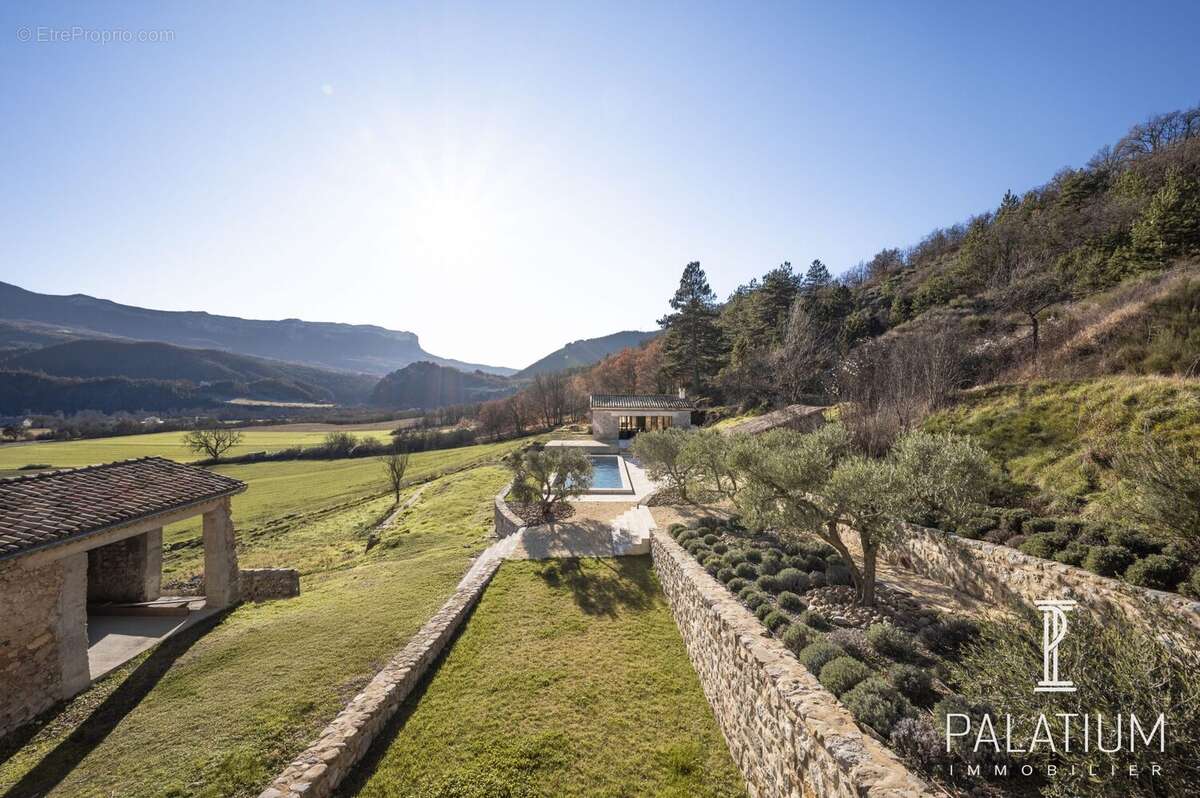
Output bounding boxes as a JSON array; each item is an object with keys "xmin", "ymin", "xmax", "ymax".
[
  {"xmin": 630, "ymin": 428, "xmax": 703, "ymax": 501},
  {"xmin": 505, "ymin": 446, "xmax": 592, "ymax": 522},
  {"xmin": 680, "ymin": 429, "xmax": 740, "ymax": 499},
  {"xmin": 728, "ymin": 425, "xmax": 992, "ymax": 606}
]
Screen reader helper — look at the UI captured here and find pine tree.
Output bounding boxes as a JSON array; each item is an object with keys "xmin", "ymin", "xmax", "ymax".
[
  {"xmin": 755, "ymin": 262, "xmax": 801, "ymax": 346},
  {"xmin": 802, "ymin": 259, "xmax": 832, "ymax": 291},
  {"xmin": 658, "ymin": 261, "xmax": 726, "ymax": 395}
]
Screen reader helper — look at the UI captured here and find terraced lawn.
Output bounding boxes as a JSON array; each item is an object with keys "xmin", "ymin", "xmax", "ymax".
[
  {"xmin": 0, "ymin": 462, "xmax": 511, "ymax": 798},
  {"xmin": 340, "ymin": 557, "xmax": 745, "ymax": 798}
]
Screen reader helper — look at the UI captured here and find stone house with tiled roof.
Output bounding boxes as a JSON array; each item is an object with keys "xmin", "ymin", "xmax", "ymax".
[
  {"xmin": 0, "ymin": 458, "xmax": 246, "ymax": 736},
  {"xmin": 589, "ymin": 391, "xmax": 694, "ymax": 440}
]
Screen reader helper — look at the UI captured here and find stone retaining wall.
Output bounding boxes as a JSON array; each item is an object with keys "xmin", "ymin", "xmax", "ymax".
[
  {"xmin": 651, "ymin": 532, "xmax": 934, "ymax": 798},
  {"xmin": 886, "ymin": 523, "xmax": 1200, "ymax": 638},
  {"xmin": 240, "ymin": 568, "xmax": 301, "ymax": 603},
  {"xmin": 493, "ymin": 482, "xmax": 524, "ymax": 539},
  {"xmin": 259, "ymin": 551, "xmax": 504, "ymax": 798}
]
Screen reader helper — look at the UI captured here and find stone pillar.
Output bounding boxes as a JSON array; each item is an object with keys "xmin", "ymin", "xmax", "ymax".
[
  {"xmin": 58, "ymin": 552, "xmax": 92, "ymax": 699},
  {"xmin": 592, "ymin": 411, "xmax": 619, "ymax": 440},
  {"xmin": 86, "ymin": 529, "xmax": 163, "ymax": 603},
  {"xmin": 203, "ymin": 498, "xmax": 240, "ymax": 609}
]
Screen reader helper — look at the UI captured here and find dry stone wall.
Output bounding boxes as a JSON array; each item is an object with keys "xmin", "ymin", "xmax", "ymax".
[
  {"xmin": 651, "ymin": 532, "xmax": 934, "ymax": 798},
  {"xmin": 240, "ymin": 568, "xmax": 301, "ymax": 602},
  {"xmin": 0, "ymin": 553, "xmax": 89, "ymax": 738},
  {"xmin": 886, "ymin": 523, "xmax": 1200, "ymax": 638},
  {"xmin": 493, "ymin": 482, "xmax": 524, "ymax": 539},
  {"xmin": 259, "ymin": 550, "xmax": 504, "ymax": 798}
]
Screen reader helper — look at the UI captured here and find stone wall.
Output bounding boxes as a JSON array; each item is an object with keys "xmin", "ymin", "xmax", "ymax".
[
  {"xmin": 87, "ymin": 528, "xmax": 162, "ymax": 603},
  {"xmin": 259, "ymin": 549, "xmax": 505, "ymax": 798},
  {"xmin": 886, "ymin": 523, "xmax": 1200, "ymax": 638},
  {"xmin": 493, "ymin": 482, "xmax": 524, "ymax": 539},
  {"xmin": 240, "ymin": 568, "xmax": 301, "ymax": 602},
  {"xmin": 0, "ymin": 553, "xmax": 89, "ymax": 738},
  {"xmin": 650, "ymin": 532, "xmax": 934, "ymax": 798}
]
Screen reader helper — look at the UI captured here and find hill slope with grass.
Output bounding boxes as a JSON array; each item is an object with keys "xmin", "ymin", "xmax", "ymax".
[{"xmin": 923, "ymin": 376, "xmax": 1200, "ymax": 512}]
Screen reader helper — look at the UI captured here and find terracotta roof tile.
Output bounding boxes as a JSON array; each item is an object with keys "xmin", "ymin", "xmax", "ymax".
[
  {"xmin": 0, "ymin": 458, "xmax": 245, "ymax": 561},
  {"xmin": 589, "ymin": 394, "xmax": 693, "ymax": 410}
]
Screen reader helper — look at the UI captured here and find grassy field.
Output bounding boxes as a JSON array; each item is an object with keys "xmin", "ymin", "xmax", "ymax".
[
  {"xmin": 0, "ymin": 423, "xmax": 400, "ymax": 475},
  {"xmin": 340, "ymin": 558, "xmax": 745, "ymax": 798},
  {"xmin": 924, "ymin": 375, "xmax": 1200, "ymax": 507},
  {"xmin": 0, "ymin": 462, "xmax": 511, "ymax": 798},
  {"xmin": 161, "ymin": 438, "xmax": 528, "ymax": 580}
]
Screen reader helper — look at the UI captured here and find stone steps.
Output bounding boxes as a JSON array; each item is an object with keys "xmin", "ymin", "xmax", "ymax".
[{"xmin": 611, "ymin": 506, "xmax": 655, "ymax": 556}]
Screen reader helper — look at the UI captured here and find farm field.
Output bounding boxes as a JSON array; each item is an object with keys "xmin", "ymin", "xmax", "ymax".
[
  {"xmin": 341, "ymin": 557, "xmax": 745, "ymax": 798},
  {"xmin": 0, "ymin": 423, "xmax": 402, "ymax": 475},
  {"xmin": 0, "ymin": 461, "xmax": 512, "ymax": 798}
]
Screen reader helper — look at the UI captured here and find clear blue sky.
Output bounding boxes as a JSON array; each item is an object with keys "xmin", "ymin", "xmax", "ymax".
[{"xmin": 2, "ymin": 2, "xmax": 1198, "ymax": 369}]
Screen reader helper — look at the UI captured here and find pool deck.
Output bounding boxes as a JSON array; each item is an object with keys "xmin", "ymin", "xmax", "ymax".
[{"xmin": 545, "ymin": 438, "xmax": 619, "ymax": 455}]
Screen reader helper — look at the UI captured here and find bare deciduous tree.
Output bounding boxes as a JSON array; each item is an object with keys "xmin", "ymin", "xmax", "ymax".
[
  {"xmin": 837, "ymin": 328, "xmax": 966, "ymax": 457},
  {"xmin": 528, "ymin": 372, "xmax": 571, "ymax": 428},
  {"xmin": 995, "ymin": 262, "xmax": 1068, "ymax": 364},
  {"xmin": 182, "ymin": 426, "xmax": 243, "ymax": 461},
  {"xmin": 379, "ymin": 444, "xmax": 411, "ymax": 504}
]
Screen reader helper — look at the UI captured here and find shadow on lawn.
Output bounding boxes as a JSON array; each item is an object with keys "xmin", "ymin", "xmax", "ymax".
[
  {"xmin": 537, "ymin": 556, "xmax": 654, "ymax": 617},
  {"xmin": 1, "ymin": 611, "xmax": 226, "ymax": 798}
]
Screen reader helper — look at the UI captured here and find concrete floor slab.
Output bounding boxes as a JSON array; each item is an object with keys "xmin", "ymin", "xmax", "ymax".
[{"xmin": 87, "ymin": 598, "xmax": 218, "ymax": 680}]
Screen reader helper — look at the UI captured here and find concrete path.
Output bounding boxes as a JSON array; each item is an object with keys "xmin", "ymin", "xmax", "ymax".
[
  {"xmin": 501, "ymin": 505, "xmax": 657, "ymax": 561},
  {"xmin": 507, "ymin": 522, "xmax": 616, "ymax": 559}
]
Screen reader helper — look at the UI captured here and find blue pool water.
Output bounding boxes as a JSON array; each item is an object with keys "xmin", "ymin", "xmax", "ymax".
[{"xmin": 589, "ymin": 455, "xmax": 624, "ymax": 489}]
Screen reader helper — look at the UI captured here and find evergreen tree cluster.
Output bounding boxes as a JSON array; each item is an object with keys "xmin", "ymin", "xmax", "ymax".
[{"xmin": 653, "ymin": 104, "xmax": 1200, "ymax": 407}]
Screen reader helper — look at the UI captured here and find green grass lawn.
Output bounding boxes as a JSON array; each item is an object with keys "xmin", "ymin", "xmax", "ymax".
[
  {"xmin": 161, "ymin": 438, "xmax": 528, "ymax": 580},
  {"xmin": 339, "ymin": 557, "xmax": 745, "ymax": 798},
  {"xmin": 0, "ymin": 462, "xmax": 511, "ymax": 798},
  {"xmin": 0, "ymin": 424, "xmax": 399, "ymax": 475}
]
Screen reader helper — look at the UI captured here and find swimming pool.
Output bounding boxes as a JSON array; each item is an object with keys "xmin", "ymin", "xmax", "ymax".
[{"xmin": 589, "ymin": 455, "xmax": 624, "ymax": 489}]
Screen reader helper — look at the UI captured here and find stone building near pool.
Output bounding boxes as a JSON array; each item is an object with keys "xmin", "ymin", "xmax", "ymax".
[
  {"xmin": 590, "ymin": 392, "xmax": 693, "ymax": 441},
  {"xmin": 0, "ymin": 457, "xmax": 246, "ymax": 737}
]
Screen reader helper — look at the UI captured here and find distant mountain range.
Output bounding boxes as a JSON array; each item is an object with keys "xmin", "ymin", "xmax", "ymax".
[
  {"xmin": 1, "ymin": 340, "xmax": 377, "ymax": 406},
  {"xmin": 513, "ymin": 330, "xmax": 659, "ymax": 378},
  {"xmin": 0, "ymin": 281, "xmax": 515, "ymax": 377},
  {"xmin": 0, "ymin": 281, "xmax": 666, "ymax": 415}
]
